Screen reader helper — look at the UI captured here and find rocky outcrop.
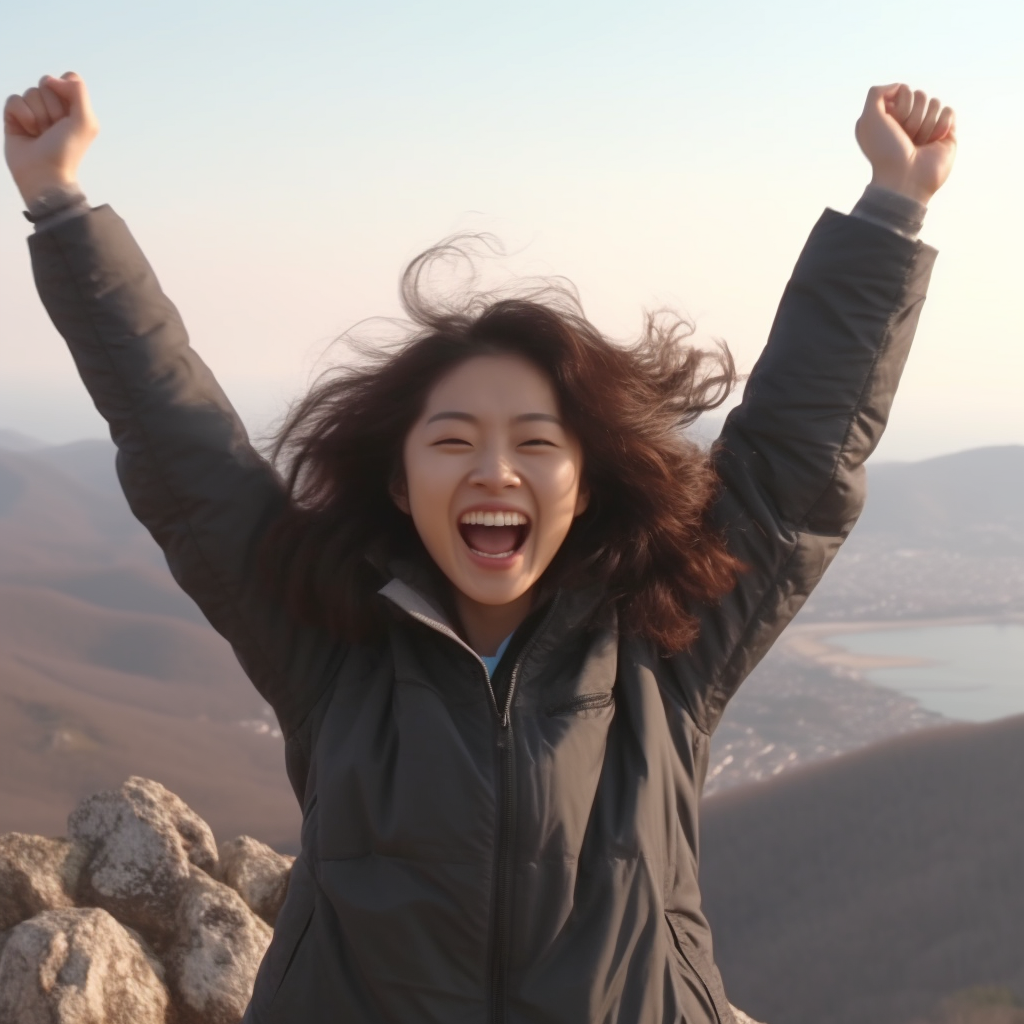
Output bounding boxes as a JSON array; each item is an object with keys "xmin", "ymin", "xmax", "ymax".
[
  {"xmin": 166, "ymin": 867, "xmax": 273, "ymax": 1024},
  {"xmin": 68, "ymin": 777, "xmax": 219, "ymax": 946},
  {"xmin": 0, "ymin": 778, "xmax": 290, "ymax": 1024},
  {"xmin": 0, "ymin": 907, "xmax": 169, "ymax": 1024},
  {"xmin": 0, "ymin": 777, "xmax": 766, "ymax": 1024},
  {"xmin": 216, "ymin": 835, "xmax": 294, "ymax": 927},
  {"xmin": 0, "ymin": 833, "xmax": 87, "ymax": 932}
]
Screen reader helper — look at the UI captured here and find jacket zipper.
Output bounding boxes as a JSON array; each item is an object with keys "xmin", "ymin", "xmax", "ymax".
[
  {"xmin": 489, "ymin": 594, "xmax": 561, "ymax": 1024},
  {"xmin": 396, "ymin": 591, "xmax": 561, "ymax": 1024}
]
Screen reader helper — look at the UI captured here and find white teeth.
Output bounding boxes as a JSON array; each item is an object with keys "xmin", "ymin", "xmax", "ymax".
[
  {"xmin": 469, "ymin": 547, "xmax": 516, "ymax": 558},
  {"xmin": 459, "ymin": 510, "xmax": 528, "ymax": 526}
]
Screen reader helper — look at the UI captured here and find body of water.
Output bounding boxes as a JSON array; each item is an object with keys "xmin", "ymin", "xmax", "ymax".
[{"xmin": 824, "ymin": 623, "xmax": 1024, "ymax": 723}]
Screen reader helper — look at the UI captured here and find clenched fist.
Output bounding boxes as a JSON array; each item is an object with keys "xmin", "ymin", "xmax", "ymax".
[
  {"xmin": 856, "ymin": 84, "xmax": 957, "ymax": 204},
  {"xmin": 4, "ymin": 72, "xmax": 99, "ymax": 206}
]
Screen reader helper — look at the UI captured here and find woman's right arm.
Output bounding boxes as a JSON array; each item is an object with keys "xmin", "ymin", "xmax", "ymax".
[
  {"xmin": 6, "ymin": 74, "xmax": 342, "ymax": 735},
  {"xmin": 662, "ymin": 83, "xmax": 956, "ymax": 737}
]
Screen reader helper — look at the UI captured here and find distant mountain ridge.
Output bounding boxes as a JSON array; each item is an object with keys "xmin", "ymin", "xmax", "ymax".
[
  {"xmin": 5, "ymin": 432, "xmax": 1020, "ymax": 540},
  {"xmin": 855, "ymin": 445, "xmax": 1024, "ymax": 552},
  {"xmin": 0, "ymin": 428, "xmax": 45, "ymax": 452}
]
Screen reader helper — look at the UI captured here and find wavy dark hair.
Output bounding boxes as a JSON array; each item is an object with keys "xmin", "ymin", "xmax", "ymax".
[{"xmin": 264, "ymin": 235, "xmax": 744, "ymax": 653}]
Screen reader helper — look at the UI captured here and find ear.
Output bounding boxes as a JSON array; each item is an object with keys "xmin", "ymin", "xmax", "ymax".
[
  {"xmin": 389, "ymin": 473, "xmax": 411, "ymax": 515},
  {"xmin": 573, "ymin": 480, "xmax": 591, "ymax": 518}
]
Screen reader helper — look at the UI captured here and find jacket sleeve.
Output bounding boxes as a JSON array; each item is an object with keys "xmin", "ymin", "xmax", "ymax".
[
  {"xmin": 668, "ymin": 208, "xmax": 937, "ymax": 734},
  {"xmin": 27, "ymin": 205, "xmax": 342, "ymax": 737}
]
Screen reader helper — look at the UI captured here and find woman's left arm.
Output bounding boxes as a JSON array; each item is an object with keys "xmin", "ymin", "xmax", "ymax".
[{"xmin": 669, "ymin": 84, "xmax": 957, "ymax": 734}]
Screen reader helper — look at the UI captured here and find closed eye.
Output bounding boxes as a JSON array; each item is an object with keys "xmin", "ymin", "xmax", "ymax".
[
  {"xmin": 520, "ymin": 439, "xmax": 557, "ymax": 447},
  {"xmin": 432, "ymin": 438, "xmax": 472, "ymax": 446}
]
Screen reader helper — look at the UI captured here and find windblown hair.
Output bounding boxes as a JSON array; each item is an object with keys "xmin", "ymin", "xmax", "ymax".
[{"xmin": 264, "ymin": 235, "xmax": 744, "ymax": 653}]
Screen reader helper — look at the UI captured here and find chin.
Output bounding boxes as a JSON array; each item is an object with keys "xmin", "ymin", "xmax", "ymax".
[
  {"xmin": 460, "ymin": 580, "xmax": 532, "ymax": 608},
  {"xmin": 444, "ymin": 564, "xmax": 531, "ymax": 606}
]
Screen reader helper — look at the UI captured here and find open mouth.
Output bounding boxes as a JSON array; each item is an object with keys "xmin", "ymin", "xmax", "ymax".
[{"xmin": 457, "ymin": 510, "xmax": 531, "ymax": 560}]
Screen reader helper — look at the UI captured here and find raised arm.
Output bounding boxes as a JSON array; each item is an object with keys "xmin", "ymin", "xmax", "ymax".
[
  {"xmin": 671, "ymin": 84, "xmax": 957, "ymax": 733},
  {"xmin": 4, "ymin": 73, "xmax": 342, "ymax": 749}
]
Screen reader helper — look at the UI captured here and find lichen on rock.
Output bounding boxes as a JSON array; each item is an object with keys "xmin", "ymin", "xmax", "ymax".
[
  {"xmin": 68, "ymin": 776, "xmax": 218, "ymax": 945},
  {"xmin": 0, "ymin": 907, "xmax": 169, "ymax": 1024},
  {"xmin": 0, "ymin": 833, "xmax": 88, "ymax": 932},
  {"xmin": 165, "ymin": 866, "xmax": 272, "ymax": 1024}
]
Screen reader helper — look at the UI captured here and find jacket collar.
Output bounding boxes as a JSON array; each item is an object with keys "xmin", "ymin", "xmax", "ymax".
[
  {"xmin": 377, "ymin": 575, "xmax": 481, "ymax": 664},
  {"xmin": 377, "ymin": 559, "xmax": 610, "ymax": 662}
]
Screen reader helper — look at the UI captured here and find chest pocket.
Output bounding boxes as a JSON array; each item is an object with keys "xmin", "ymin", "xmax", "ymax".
[{"xmin": 545, "ymin": 691, "xmax": 615, "ymax": 716}]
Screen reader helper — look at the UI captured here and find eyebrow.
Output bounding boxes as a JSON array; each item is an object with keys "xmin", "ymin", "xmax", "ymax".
[{"xmin": 425, "ymin": 411, "xmax": 563, "ymax": 426}]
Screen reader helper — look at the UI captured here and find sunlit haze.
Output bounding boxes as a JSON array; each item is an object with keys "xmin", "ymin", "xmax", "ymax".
[{"xmin": 2, "ymin": 0, "xmax": 1021, "ymax": 460}]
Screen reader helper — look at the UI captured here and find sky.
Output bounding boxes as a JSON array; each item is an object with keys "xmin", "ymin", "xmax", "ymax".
[{"xmin": 1, "ymin": 0, "xmax": 1021, "ymax": 461}]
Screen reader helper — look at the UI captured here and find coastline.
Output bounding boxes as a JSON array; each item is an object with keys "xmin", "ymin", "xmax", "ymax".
[{"xmin": 781, "ymin": 613, "xmax": 1024, "ymax": 672}]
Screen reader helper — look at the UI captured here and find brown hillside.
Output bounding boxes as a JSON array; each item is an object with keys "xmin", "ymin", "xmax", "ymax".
[
  {"xmin": 0, "ymin": 448, "xmax": 149, "ymax": 567},
  {"xmin": 701, "ymin": 715, "xmax": 1024, "ymax": 1024},
  {"xmin": 0, "ymin": 584, "xmax": 257, "ymax": 714},
  {"xmin": 0, "ymin": 648, "xmax": 299, "ymax": 849},
  {"xmin": 0, "ymin": 443, "xmax": 301, "ymax": 852}
]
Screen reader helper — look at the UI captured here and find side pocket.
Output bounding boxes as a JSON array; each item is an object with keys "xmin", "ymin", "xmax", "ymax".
[
  {"xmin": 665, "ymin": 912, "xmax": 735, "ymax": 1024},
  {"xmin": 250, "ymin": 855, "xmax": 317, "ymax": 1015}
]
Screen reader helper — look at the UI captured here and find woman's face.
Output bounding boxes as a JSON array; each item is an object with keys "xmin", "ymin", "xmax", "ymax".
[{"xmin": 397, "ymin": 353, "xmax": 589, "ymax": 609}]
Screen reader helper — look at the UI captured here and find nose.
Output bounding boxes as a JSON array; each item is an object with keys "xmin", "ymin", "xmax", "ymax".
[{"xmin": 468, "ymin": 442, "xmax": 521, "ymax": 491}]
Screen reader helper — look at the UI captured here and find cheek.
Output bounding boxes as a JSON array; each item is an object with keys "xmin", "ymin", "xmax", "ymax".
[
  {"xmin": 404, "ymin": 454, "xmax": 455, "ymax": 544},
  {"xmin": 548, "ymin": 459, "xmax": 585, "ymax": 512},
  {"xmin": 535, "ymin": 461, "xmax": 584, "ymax": 543}
]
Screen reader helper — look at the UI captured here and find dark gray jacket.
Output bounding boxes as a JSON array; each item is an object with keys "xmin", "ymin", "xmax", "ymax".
[{"xmin": 28, "ymin": 205, "xmax": 936, "ymax": 1023}]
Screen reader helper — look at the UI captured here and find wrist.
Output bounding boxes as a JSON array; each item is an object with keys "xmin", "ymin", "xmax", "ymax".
[
  {"xmin": 16, "ymin": 172, "xmax": 80, "ymax": 210},
  {"xmin": 869, "ymin": 171, "xmax": 932, "ymax": 207},
  {"xmin": 852, "ymin": 184, "xmax": 927, "ymax": 240},
  {"xmin": 20, "ymin": 179, "xmax": 87, "ymax": 224}
]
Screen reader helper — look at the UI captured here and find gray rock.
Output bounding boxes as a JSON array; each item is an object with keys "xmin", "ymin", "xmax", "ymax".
[
  {"xmin": 166, "ymin": 866, "xmax": 272, "ymax": 1024},
  {"xmin": 0, "ymin": 907, "xmax": 169, "ymax": 1024},
  {"xmin": 68, "ymin": 776, "xmax": 218, "ymax": 944},
  {"xmin": 0, "ymin": 834, "xmax": 88, "ymax": 932},
  {"xmin": 216, "ymin": 836, "xmax": 294, "ymax": 926},
  {"xmin": 730, "ymin": 1005, "xmax": 765, "ymax": 1024}
]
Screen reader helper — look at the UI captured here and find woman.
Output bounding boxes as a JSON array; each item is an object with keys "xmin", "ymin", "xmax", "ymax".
[{"xmin": 4, "ymin": 73, "xmax": 956, "ymax": 1023}]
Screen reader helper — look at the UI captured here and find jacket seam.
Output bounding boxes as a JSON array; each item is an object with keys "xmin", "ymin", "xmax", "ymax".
[
  {"xmin": 797, "ymin": 241, "xmax": 920, "ymax": 532},
  {"xmin": 702, "ymin": 240, "xmax": 921, "ymax": 729}
]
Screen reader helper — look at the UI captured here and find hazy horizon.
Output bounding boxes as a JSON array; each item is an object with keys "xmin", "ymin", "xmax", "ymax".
[{"xmin": 3, "ymin": 423, "xmax": 1023, "ymax": 466}]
